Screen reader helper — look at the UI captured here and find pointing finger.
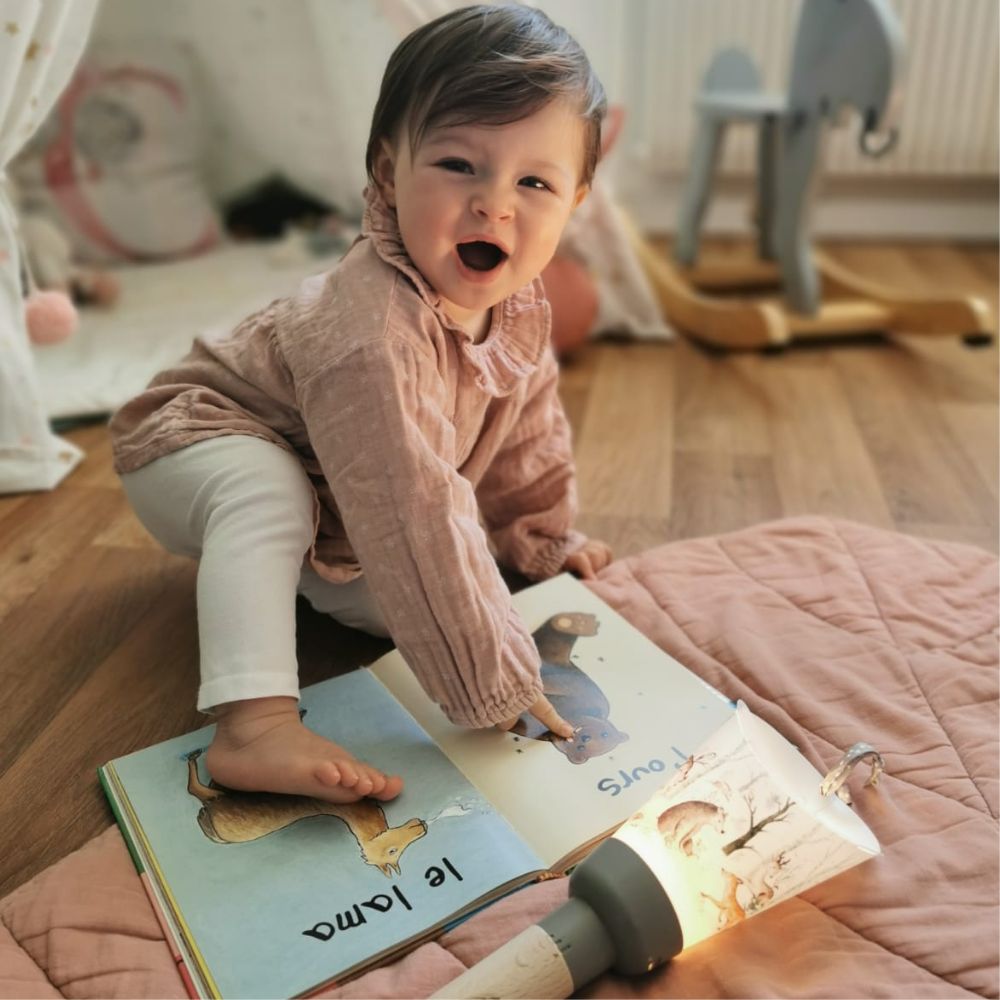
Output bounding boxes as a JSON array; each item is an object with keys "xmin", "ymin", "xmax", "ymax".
[
  {"xmin": 531, "ymin": 696, "xmax": 575, "ymax": 739},
  {"xmin": 576, "ymin": 551, "xmax": 596, "ymax": 579}
]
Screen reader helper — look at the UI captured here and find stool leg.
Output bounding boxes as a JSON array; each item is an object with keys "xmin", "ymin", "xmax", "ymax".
[
  {"xmin": 675, "ymin": 116, "xmax": 724, "ymax": 266},
  {"xmin": 774, "ymin": 118, "xmax": 823, "ymax": 314},
  {"xmin": 756, "ymin": 116, "xmax": 780, "ymax": 261}
]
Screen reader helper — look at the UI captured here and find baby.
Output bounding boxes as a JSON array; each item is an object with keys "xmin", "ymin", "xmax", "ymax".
[{"xmin": 109, "ymin": 4, "xmax": 613, "ymax": 805}]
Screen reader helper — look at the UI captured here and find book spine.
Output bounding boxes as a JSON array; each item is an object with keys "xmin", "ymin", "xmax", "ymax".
[
  {"xmin": 97, "ymin": 766, "xmax": 202, "ymax": 1000},
  {"xmin": 97, "ymin": 767, "xmax": 142, "ymax": 870},
  {"xmin": 140, "ymin": 869, "xmax": 200, "ymax": 999}
]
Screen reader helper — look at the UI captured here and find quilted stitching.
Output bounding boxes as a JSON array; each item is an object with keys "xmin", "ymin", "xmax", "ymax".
[{"xmin": 0, "ymin": 517, "xmax": 995, "ymax": 999}]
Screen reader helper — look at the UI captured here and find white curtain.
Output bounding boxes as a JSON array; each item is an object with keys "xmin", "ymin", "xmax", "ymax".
[{"xmin": 0, "ymin": 0, "xmax": 99, "ymax": 493}]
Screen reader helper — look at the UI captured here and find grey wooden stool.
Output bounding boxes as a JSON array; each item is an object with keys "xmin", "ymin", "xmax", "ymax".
[
  {"xmin": 675, "ymin": 0, "xmax": 903, "ymax": 314},
  {"xmin": 641, "ymin": 0, "xmax": 994, "ymax": 348}
]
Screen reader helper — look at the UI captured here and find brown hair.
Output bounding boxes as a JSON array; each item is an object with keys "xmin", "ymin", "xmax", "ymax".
[{"xmin": 366, "ymin": 3, "xmax": 607, "ymax": 188}]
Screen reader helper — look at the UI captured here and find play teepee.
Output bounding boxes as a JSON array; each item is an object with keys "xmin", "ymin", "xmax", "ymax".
[{"xmin": 0, "ymin": 0, "xmax": 98, "ymax": 493}]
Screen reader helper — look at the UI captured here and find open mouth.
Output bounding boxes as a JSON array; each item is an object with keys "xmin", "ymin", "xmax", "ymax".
[{"xmin": 456, "ymin": 240, "xmax": 508, "ymax": 272}]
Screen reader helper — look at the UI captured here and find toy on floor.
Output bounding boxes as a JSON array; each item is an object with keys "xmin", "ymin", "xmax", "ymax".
[
  {"xmin": 544, "ymin": 105, "xmax": 645, "ymax": 359},
  {"xmin": 648, "ymin": 0, "xmax": 995, "ymax": 350},
  {"xmin": 222, "ymin": 174, "xmax": 338, "ymax": 240},
  {"xmin": 20, "ymin": 212, "xmax": 120, "ymax": 308},
  {"xmin": 543, "ymin": 109, "xmax": 620, "ymax": 358},
  {"xmin": 543, "ymin": 253, "xmax": 599, "ymax": 358},
  {"xmin": 16, "ymin": 208, "xmax": 121, "ymax": 346}
]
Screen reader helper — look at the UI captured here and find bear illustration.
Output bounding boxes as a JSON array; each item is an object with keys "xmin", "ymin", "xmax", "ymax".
[
  {"xmin": 511, "ymin": 611, "xmax": 629, "ymax": 764},
  {"xmin": 657, "ymin": 800, "xmax": 726, "ymax": 856}
]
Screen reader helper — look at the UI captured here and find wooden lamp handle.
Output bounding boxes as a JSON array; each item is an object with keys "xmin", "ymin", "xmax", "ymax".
[{"xmin": 431, "ymin": 923, "xmax": 574, "ymax": 999}]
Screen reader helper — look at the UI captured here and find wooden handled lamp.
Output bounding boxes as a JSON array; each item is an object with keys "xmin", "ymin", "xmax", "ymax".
[{"xmin": 434, "ymin": 703, "xmax": 884, "ymax": 998}]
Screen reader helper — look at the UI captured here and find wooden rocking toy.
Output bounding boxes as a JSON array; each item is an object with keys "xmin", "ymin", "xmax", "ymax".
[{"xmin": 642, "ymin": 0, "xmax": 995, "ymax": 351}]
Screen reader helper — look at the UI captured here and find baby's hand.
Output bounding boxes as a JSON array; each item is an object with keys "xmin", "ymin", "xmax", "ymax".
[
  {"xmin": 496, "ymin": 695, "xmax": 575, "ymax": 740},
  {"xmin": 561, "ymin": 539, "xmax": 613, "ymax": 580}
]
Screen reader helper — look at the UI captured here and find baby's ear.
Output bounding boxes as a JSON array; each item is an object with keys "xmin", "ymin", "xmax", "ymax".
[
  {"xmin": 372, "ymin": 138, "xmax": 398, "ymax": 208},
  {"xmin": 571, "ymin": 184, "xmax": 590, "ymax": 211}
]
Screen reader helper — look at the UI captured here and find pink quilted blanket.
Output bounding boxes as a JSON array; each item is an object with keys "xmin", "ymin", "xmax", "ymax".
[{"xmin": 2, "ymin": 517, "xmax": 996, "ymax": 999}]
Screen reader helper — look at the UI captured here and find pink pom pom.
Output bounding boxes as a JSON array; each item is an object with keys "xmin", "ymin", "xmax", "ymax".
[{"xmin": 24, "ymin": 290, "xmax": 78, "ymax": 344}]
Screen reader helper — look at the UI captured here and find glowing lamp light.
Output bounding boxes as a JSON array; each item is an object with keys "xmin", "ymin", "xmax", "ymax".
[{"xmin": 433, "ymin": 702, "xmax": 883, "ymax": 999}]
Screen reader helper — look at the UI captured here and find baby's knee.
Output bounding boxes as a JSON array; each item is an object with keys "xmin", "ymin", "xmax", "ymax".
[
  {"xmin": 210, "ymin": 485, "xmax": 314, "ymax": 558},
  {"xmin": 120, "ymin": 467, "xmax": 201, "ymax": 558}
]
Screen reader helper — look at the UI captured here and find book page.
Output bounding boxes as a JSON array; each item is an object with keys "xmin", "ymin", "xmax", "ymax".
[
  {"xmin": 370, "ymin": 574, "xmax": 734, "ymax": 871},
  {"xmin": 106, "ymin": 670, "xmax": 542, "ymax": 1000}
]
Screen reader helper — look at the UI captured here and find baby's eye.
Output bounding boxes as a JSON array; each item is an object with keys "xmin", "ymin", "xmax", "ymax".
[
  {"xmin": 520, "ymin": 176, "xmax": 552, "ymax": 192},
  {"xmin": 436, "ymin": 158, "xmax": 473, "ymax": 173}
]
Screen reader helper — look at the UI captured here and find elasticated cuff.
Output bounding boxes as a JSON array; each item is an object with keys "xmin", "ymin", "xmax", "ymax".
[
  {"xmin": 197, "ymin": 672, "xmax": 301, "ymax": 714},
  {"xmin": 524, "ymin": 530, "xmax": 588, "ymax": 581},
  {"xmin": 440, "ymin": 679, "xmax": 544, "ymax": 729}
]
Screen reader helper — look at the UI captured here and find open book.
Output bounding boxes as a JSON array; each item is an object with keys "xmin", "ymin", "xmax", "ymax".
[{"xmin": 99, "ymin": 574, "xmax": 734, "ymax": 999}]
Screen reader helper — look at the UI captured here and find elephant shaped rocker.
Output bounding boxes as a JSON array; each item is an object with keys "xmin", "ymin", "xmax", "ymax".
[{"xmin": 635, "ymin": 0, "xmax": 995, "ymax": 350}]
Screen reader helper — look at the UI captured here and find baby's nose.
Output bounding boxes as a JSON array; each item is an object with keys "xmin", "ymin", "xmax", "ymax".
[{"xmin": 471, "ymin": 189, "xmax": 513, "ymax": 222}]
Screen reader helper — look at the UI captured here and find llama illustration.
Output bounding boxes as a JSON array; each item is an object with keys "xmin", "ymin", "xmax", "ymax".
[
  {"xmin": 657, "ymin": 800, "xmax": 726, "ymax": 856},
  {"xmin": 185, "ymin": 750, "xmax": 426, "ymax": 877},
  {"xmin": 512, "ymin": 611, "xmax": 628, "ymax": 764}
]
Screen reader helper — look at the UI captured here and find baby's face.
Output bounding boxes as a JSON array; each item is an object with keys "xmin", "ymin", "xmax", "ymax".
[{"xmin": 376, "ymin": 100, "xmax": 587, "ymax": 329}]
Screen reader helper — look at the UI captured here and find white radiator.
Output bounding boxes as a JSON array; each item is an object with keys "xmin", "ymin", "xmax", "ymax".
[{"xmin": 572, "ymin": 0, "xmax": 999, "ymax": 179}]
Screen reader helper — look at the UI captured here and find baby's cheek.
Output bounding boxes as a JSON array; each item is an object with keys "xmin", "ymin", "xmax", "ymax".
[
  {"xmin": 546, "ymin": 210, "xmax": 576, "ymax": 249},
  {"xmin": 532, "ymin": 226, "xmax": 565, "ymax": 265}
]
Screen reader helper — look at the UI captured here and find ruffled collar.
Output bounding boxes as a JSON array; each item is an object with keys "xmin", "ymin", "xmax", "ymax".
[{"xmin": 361, "ymin": 185, "xmax": 551, "ymax": 397}]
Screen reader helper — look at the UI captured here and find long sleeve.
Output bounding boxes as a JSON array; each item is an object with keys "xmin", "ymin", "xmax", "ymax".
[
  {"xmin": 297, "ymin": 337, "xmax": 543, "ymax": 728},
  {"xmin": 476, "ymin": 348, "xmax": 586, "ymax": 580}
]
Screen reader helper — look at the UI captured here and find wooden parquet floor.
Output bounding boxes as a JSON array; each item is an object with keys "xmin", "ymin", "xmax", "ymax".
[{"xmin": 0, "ymin": 240, "xmax": 996, "ymax": 899}]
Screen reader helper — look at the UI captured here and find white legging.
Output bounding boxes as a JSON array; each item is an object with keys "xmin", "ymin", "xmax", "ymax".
[{"xmin": 120, "ymin": 435, "xmax": 388, "ymax": 712}]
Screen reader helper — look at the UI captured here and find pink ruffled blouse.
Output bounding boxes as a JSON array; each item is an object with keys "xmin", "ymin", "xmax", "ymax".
[{"xmin": 110, "ymin": 186, "xmax": 587, "ymax": 728}]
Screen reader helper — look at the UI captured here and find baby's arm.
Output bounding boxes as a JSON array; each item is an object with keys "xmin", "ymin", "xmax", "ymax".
[
  {"xmin": 298, "ymin": 338, "xmax": 555, "ymax": 730},
  {"xmin": 477, "ymin": 349, "xmax": 612, "ymax": 579}
]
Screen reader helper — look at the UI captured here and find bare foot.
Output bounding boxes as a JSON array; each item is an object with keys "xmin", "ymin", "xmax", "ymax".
[{"xmin": 204, "ymin": 696, "xmax": 404, "ymax": 803}]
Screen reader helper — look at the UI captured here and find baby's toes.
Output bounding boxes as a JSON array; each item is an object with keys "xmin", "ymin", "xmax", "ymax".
[
  {"xmin": 354, "ymin": 773, "xmax": 375, "ymax": 796},
  {"xmin": 373, "ymin": 774, "xmax": 405, "ymax": 801},
  {"xmin": 366, "ymin": 769, "xmax": 388, "ymax": 794},
  {"xmin": 336, "ymin": 759, "xmax": 360, "ymax": 788},
  {"xmin": 314, "ymin": 760, "xmax": 342, "ymax": 787}
]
